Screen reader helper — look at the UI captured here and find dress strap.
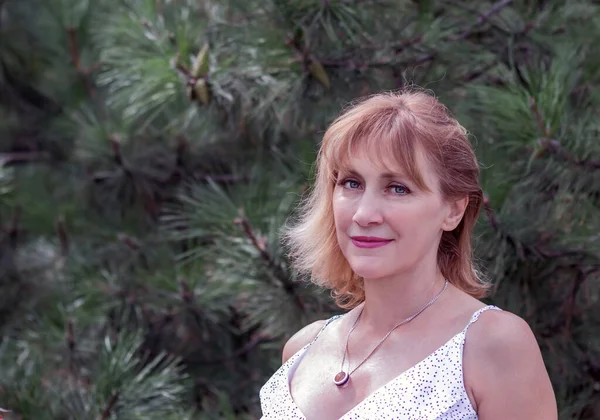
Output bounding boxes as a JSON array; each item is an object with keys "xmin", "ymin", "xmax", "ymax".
[
  {"xmin": 309, "ymin": 314, "xmax": 343, "ymax": 345},
  {"xmin": 464, "ymin": 305, "xmax": 502, "ymax": 332}
]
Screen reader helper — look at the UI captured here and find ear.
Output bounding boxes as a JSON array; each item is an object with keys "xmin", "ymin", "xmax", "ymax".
[{"xmin": 442, "ymin": 195, "xmax": 469, "ymax": 231}]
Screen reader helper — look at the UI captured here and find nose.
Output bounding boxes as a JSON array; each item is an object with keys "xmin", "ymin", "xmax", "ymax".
[{"xmin": 352, "ymin": 194, "xmax": 384, "ymax": 227}]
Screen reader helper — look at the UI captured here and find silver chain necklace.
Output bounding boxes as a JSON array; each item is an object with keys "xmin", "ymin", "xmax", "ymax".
[{"xmin": 333, "ymin": 279, "xmax": 449, "ymax": 387}]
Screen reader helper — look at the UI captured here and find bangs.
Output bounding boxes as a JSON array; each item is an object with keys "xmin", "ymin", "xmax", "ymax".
[{"xmin": 321, "ymin": 106, "xmax": 430, "ymax": 191}]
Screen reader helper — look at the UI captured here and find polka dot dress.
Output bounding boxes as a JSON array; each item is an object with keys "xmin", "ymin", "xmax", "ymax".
[{"xmin": 259, "ymin": 305, "xmax": 501, "ymax": 419}]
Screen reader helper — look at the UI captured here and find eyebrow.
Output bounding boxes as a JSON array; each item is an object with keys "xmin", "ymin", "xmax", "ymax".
[
  {"xmin": 381, "ymin": 172, "xmax": 409, "ymax": 180},
  {"xmin": 339, "ymin": 169, "xmax": 410, "ymax": 181}
]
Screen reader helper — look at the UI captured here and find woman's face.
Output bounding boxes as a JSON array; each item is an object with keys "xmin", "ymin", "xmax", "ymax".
[{"xmin": 332, "ymin": 147, "xmax": 464, "ymax": 281}]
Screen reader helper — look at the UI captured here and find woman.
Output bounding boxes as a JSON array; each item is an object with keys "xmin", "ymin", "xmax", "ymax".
[{"xmin": 259, "ymin": 90, "xmax": 557, "ymax": 419}]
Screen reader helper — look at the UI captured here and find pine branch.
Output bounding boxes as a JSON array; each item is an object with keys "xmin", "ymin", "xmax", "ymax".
[
  {"xmin": 66, "ymin": 28, "xmax": 95, "ymax": 97},
  {"xmin": 563, "ymin": 269, "xmax": 585, "ymax": 334},
  {"xmin": 108, "ymin": 135, "xmax": 125, "ymax": 168},
  {"xmin": 99, "ymin": 392, "xmax": 119, "ymax": 420},
  {"xmin": 538, "ymin": 264, "xmax": 596, "ymax": 340},
  {"xmin": 529, "ymin": 98, "xmax": 600, "ymax": 170},
  {"xmin": 66, "ymin": 317, "xmax": 76, "ymax": 373},
  {"xmin": 483, "ymin": 193, "xmax": 592, "ymax": 262},
  {"xmin": 484, "ymin": 196, "xmax": 596, "ymax": 342},
  {"xmin": 529, "ymin": 97, "xmax": 551, "ymax": 137},
  {"xmin": 0, "ymin": 209, "xmax": 23, "ymax": 249},
  {"xmin": 0, "ymin": 152, "xmax": 51, "ymax": 165},
  {"xmin": 233, "ymin": 211, "xmax": 305, "ymax": 311},
  {"xmin": 0, "ymin": 59, "xmax": 61, "ymax": 113},
  {"xmin": 66, "ymin": 28, "xmax": 82, "ymax": 72},
  {"xmin": 460, "ymin": 9, "xmax": 539, "ymax": 84},
  {"xmin": 463, "ymin": 61, "xmax": 497, "ymax": 82},
  {"xmin": 196, "ymin": 332, "xmax": 272, "ymax": 365},
  {"xmin": 536, "ymin": 138, "xmax": 600, "ymax": 170},
  {"xmin": 390, "ymin": 36, "xmax": 424, "ymax": 54},
  {"xmin": 483, "ymin": 194, "xmax": 500, "ymax": 231},
  {"xmin": 320, "ymin": 0, "xmax": 516, "ymax": 70},
  {"xmin": 233, "ymin": 212, "xmax": 288, "ymax": 283},
  {"xmin": 424, "ymin": 0, "xmax": 515, "ymax": 61},
  {"xmin": 444, "ymin": 0, "xmax": 513, "ymax": 38},
  {"xmin": 173, "ymin": 56, "xmax": 193, "ymax": 83}
]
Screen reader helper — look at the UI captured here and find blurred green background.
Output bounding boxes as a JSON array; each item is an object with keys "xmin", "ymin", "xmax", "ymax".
[{"xmin": 0, "ymin": 0, "xmax": 599, "ymax": 418}]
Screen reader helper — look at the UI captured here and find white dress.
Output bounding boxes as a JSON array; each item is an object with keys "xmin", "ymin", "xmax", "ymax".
[{"xmin": 259, "ymin": 305, "xmax": 501, "ymax": 419}]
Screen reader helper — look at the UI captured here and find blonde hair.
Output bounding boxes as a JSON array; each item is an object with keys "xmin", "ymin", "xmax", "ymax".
[{"xmin": 282, "ymin": 89, "xmax": 490, "ymax": 308}]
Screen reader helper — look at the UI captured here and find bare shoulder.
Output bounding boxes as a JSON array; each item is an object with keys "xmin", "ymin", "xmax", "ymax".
[
  {"xmin": 466, "ymin": 308, "xmax": 536, "ymax": 351},
  {"xmin": 282, "ymin": 319, "xmax": 328, "ymax": 364},
  {"xmin": 463, "ymin": 308, "xmax": 557, "ymax": 419}
]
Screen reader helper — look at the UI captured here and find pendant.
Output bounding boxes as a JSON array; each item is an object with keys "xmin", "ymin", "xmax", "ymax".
[{"xmin": 333, "ymin": 371, "xmax": 350, "ymax": 386}]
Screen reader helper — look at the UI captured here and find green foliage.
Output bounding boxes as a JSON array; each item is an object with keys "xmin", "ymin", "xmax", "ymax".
[
  {"xmin": 0, "ymin": 326, "xmax": 189, "ymax": 420},
  {"xmin": 1, "ymin": 0, "xmax": 599, "ymax": 418}
]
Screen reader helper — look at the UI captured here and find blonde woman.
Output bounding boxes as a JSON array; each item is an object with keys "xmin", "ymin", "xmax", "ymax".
[{"xmin": 259, "ymin": 90, "xmax": 557, "ymax": 419}]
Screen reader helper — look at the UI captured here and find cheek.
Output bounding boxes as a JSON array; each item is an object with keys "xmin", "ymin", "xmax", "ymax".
[
  {"xmin": 332, "ymin": 200, "xmax": 355, "ymax": 248},
  {"xmin": 386, "ymin": 200, "xmax": 445, "ymax": 233},
  {"xmin": 332, "ymin": 195, "xmax": 352, "ymax": 225}
]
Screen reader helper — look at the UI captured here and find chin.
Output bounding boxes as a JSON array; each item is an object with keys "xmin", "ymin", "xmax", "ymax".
[{"xmin": 347, "ymin": 259, "xmax": 394, "ymax": 281}]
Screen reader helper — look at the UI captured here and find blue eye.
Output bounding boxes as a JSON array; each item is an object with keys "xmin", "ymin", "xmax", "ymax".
[
  {"xmin": 344, "ymin": 180, "xmax": 360, "ymax": 189},
  {"xmin": 391, "ymin": 185, "xmax": 410, "ymax": 195}
]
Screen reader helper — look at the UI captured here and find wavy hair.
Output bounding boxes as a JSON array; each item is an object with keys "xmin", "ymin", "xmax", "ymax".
[{"xmin": 282, "ymin": 89, "xmax": 490, "ymax": 308}]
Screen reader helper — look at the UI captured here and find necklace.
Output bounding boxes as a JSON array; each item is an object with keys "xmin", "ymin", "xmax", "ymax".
[{"xmin": 333, "ymin": 279, "xmax": 449, "ymax": 387}]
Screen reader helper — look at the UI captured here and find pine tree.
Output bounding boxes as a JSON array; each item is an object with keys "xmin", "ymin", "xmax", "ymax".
[{"xmin": 1, "ymin": 0, "xmax": 599, "ymax": 418}]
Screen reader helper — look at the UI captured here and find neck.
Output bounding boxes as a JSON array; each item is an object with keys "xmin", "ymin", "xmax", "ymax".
[{"xmin": 358, "ymin": 261, "xmax": 448, "ymax": 334}]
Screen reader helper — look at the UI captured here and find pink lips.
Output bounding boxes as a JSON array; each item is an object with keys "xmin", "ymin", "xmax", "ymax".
[{"xmin": 351, "ymin": 236, "xmax": 393, "ymax": 249}]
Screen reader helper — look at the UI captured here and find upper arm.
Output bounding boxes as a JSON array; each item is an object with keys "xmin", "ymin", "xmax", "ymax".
[
  {"xmin": 464, "ymin": 310, "xmax": 557, "ymax": 420},
  {"xmin": 282, "ymin": 319, "xmax": 327, "ymax": 364}
]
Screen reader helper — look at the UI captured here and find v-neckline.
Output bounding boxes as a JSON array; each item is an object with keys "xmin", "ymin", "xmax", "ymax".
[{"xmin": 285, "ymin": 328, "xmax": 465, "ymax": 420}]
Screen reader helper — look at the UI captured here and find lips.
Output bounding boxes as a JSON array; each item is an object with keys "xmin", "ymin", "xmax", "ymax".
[{"xmin": 350, "ymin": 236, "xmax": 393, "ymax": 249}]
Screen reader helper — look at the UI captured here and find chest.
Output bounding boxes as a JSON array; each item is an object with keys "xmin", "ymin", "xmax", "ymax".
[{"xmin": 288, "ymin": 333, "xmax": 466, "ymax": 420}]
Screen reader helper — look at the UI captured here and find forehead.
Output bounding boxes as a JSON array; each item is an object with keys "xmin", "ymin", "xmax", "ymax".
[
  {"xmin": 321, "ymin": 102, "xmax": 442, "ymax": 191},
  {"xmin": 333, "ymin": 139, "xmax": 437, "ymax": 192}
]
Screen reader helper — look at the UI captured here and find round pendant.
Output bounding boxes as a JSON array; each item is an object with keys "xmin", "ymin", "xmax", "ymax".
[{"xmin": 333, "ymin": 371, "xmax": 350, "ymax": 386}]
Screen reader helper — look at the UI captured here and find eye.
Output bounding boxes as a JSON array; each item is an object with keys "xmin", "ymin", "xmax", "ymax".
[
  {"xmin": 390, "ymin": 184, "xmax": 410, "ymax": 195},
  {"xmin": 341, "ymin": 179, "xmax": 361, "ymax": 189}
]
